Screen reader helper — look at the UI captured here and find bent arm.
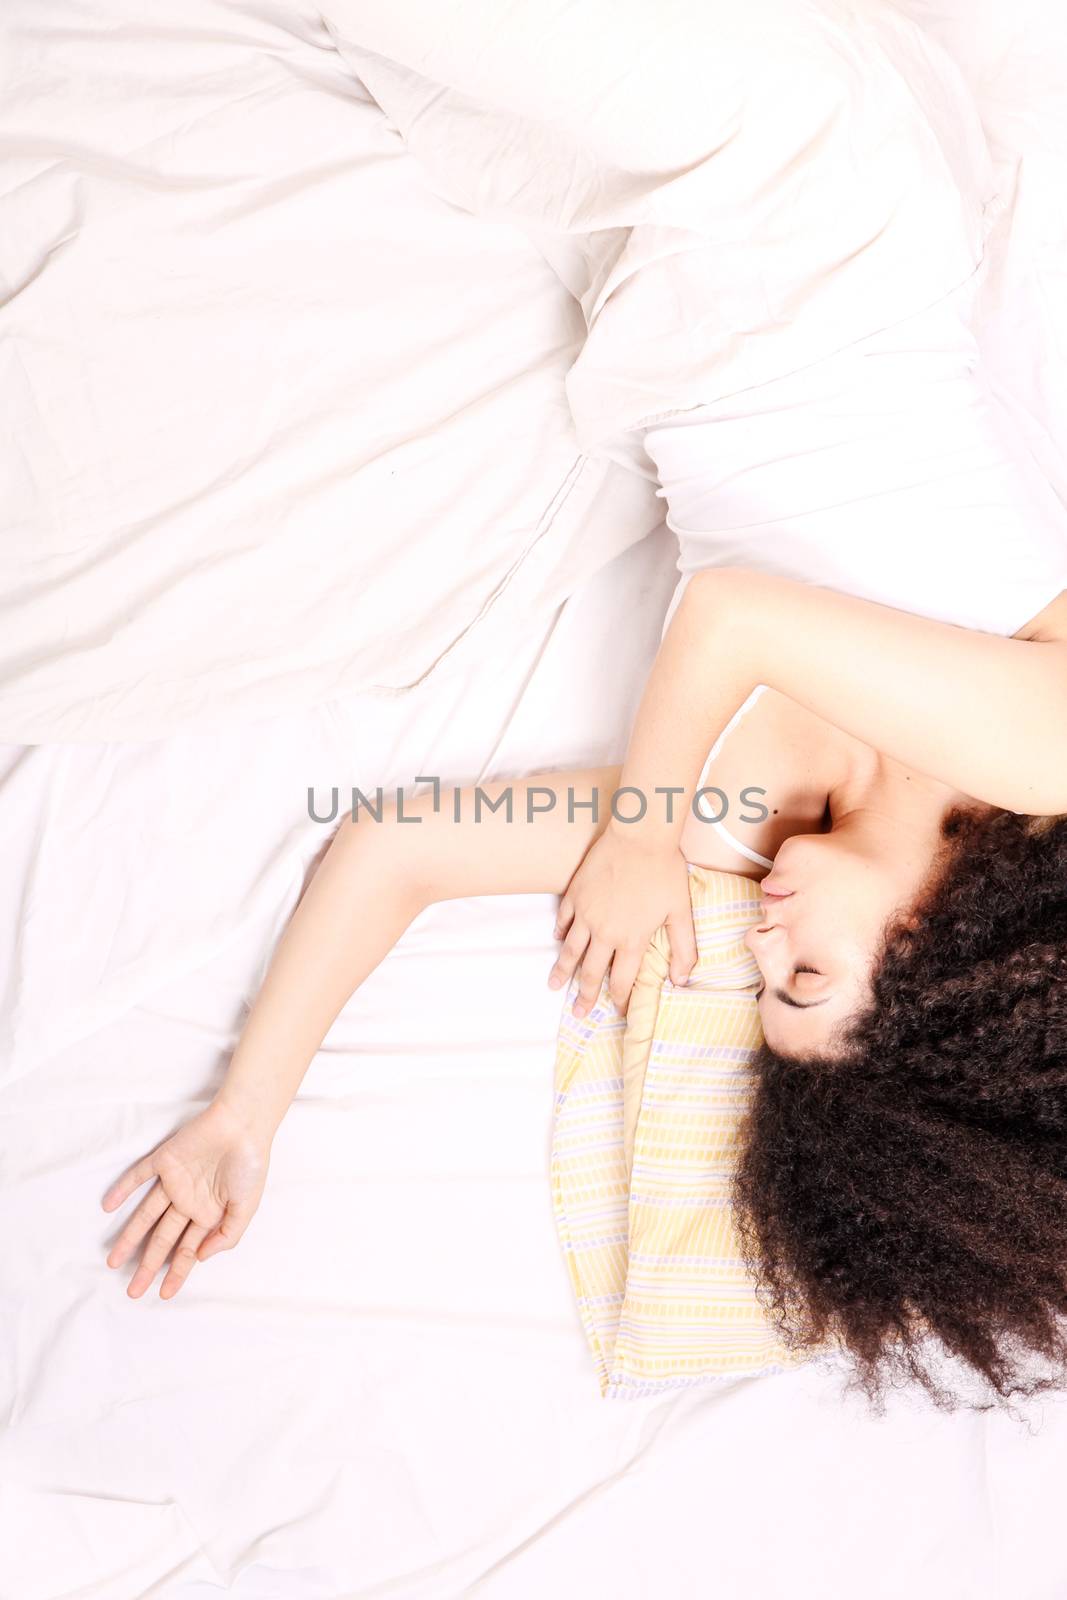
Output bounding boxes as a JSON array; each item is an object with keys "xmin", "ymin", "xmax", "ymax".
[
  {"xmin": 218, "ymin": 767, "xmax": 619, "ymax": 1139},
  {"xmin": 615, "ymin": 569, "xmax": 1067, "ymax": 856},
  {"xmin": 742, "ymin": 573, "xmax": 1067, "ymax": 814}
]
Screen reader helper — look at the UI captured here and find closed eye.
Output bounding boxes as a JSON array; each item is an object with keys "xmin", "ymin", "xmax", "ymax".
[
  {"xmin": 755, "ymin": 964, "xmax": 822, "ymax": 995},
  {"xmin": 755, "ymin": 965, "xmax": 829, "ymax": 1010}
]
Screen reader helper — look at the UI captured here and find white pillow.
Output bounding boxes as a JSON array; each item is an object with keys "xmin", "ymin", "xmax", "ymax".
[{"xmin": 324, "ymin": 0, "xmax": 996, "ymax": 463}]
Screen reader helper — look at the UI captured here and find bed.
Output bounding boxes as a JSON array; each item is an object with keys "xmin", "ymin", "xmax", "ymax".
[{"xmin": 3, "ymin": 3, "xmax": 1067, "ymax": 1596}]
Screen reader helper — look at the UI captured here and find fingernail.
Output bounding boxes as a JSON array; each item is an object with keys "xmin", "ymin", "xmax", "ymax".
[{"xmin": 548, "ymin": 974, "xmax": 562, "ymax": 989}]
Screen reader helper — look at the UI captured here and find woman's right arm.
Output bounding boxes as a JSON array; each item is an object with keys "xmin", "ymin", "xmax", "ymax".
[
  {"xmin": 100, "ymin": 765, "xmax": 625, "ymax": 1298},
  {"xmin": 215, "ymin": 765, "xmax": 624, "ymax": 1140}
]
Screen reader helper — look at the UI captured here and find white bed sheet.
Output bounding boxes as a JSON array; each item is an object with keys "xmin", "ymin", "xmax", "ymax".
[
  {"xmin": 5, "ymin": 3, "xmax": 1067, "ymax": 1597},
  {"xmin": 891, "ymin": 0, "xmax": 1067, "ymax": 502},
  {"xmin": 4, "ymin": 529, "xmax": 1067, "ymax": 1600},
  {"xmin": 323, "ymin": 0, "xmax": 995, "ymax": 467},
  {"xmin": 0, "ymin": 0, "xmax": 657, "ymax": 743}
]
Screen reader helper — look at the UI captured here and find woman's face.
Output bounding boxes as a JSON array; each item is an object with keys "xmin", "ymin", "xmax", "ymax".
[{"xmin": 744, "ymin": 827, "xmax": 932, "ymax": 1055}]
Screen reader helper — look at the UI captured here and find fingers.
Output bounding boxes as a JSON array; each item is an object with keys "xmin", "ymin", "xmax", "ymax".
[
  {"xmin": 159, "ymin": 1223, "xmax": 209, "ymax": 1300},
  {"xmin": 105, "ymin": 1181, "xmax": 170, "ymax": 1271},
  {"xmin": 197, "ymin": 1201, "xmax": 252, "ymax": 1261},
  {"xmin": 607, "ymin": 949, "xmax": 644, "ymax": 1016},
  {"xmin": 666, "ymin": 906, "xmax": 698, "ymax": 986},
  {"xmin": 101, "ymin": 1151, "xmax": 159, "ymax": 1213},
  {"xmin": 126, "ymin": 1206, "xmax": 192, "ymax": 1299},
  {"xmin": 571, "ymin": 937, "xmax": 613, "ymax": 1019},
  {"xmin": 550, "ymin": 926, "xmax": 608, "ymax": 1020},
  {"xmin": 553, "ymin": 894, "xmax": 574, "ymax": 941},
  {"xmin": 548, "ymin": 918, "xmax": 589, "ymax": 991}
]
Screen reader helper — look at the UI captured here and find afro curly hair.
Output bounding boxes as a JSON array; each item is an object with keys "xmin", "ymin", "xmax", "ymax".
[{"xmin": 732, "ymin": 807, "xmax": 1067, "ymax": 1410}]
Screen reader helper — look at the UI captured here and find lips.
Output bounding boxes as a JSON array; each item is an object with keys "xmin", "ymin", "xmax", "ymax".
[{"xmin": 759, "ymin": 879, "xmax": 793, "ymax": 899}]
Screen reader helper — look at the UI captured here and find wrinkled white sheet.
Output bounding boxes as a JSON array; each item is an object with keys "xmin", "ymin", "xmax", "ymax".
[
  {"xmin": 4, "ymin": 2, "xmax": 1067, "ymax": 1597},
  {"xmin": 4, "ymin": 531, "xmax": 1067, "ymax": 1600},
  {"xmin": 0, "ymin": 0, "xmax": 656, "ymax": 742},
  {"xmin": 326, "ymin": 0, "xmax": 997, "ymax": 479}
]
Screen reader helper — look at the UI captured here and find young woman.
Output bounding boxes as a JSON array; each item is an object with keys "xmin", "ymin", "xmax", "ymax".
[{"xmin": 100, "ymin": 564, "xmax": 1067, "ymax": 1405}]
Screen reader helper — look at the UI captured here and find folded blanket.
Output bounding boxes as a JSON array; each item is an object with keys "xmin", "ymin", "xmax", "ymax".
[{"xmin": 551, "ymin": 866, "xmax": 812, "ymax": 1398}]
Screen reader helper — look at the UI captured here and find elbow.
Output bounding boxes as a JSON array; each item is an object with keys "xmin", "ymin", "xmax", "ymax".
[
  {"xmin": 675, "ymin": 566, "xmax": 745, "ymax": 630},
  {"xmin": 674, "ymin": 566, "xmax": 766, "ymax": 671},
  {"xmin": 380, "ymin": 793, "xmax": 439, "ymax": 913},
  {"xmin": 340, "ymin": 800, "xmax": 434, "ymax": 918}
]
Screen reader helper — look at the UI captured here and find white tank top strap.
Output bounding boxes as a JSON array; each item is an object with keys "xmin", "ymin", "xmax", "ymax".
[
  {"xmin": 692, "ymin": 684, "xmax": 775, "ymax": 872},
  {"xmin": 707, "ymin": 818, "xmax": 774, "ymax": 871},
  {"xmin": 701, "ymin": 684, "xmax": 769, "ymax": 766}
]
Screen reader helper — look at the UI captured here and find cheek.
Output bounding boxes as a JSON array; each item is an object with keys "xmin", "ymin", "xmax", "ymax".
[
  {"xmin": 791, "ymin": 908, "xmax": 855, "ymax": 979},
  {"xmin": 809, "ymin": 895, "xmax": 892, "ymax": 992},
  {"xmin": 850, "ymin": 874, "xmax": 909, "ymax": 955}
]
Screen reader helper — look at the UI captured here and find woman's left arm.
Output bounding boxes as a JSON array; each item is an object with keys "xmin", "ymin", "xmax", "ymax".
[
  {"xmin": 677, "ymin": 569, "xmax": 1067, "ymax": 819},
  {"xmin": 552, "ymin": 568, "xmax": 1067, "ymax": 1009}
]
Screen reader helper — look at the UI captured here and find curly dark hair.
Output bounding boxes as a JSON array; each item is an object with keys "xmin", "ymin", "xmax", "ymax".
[{"xmin": 732, "ymin": 806, "xmax": 1067, "ymax": 1410}]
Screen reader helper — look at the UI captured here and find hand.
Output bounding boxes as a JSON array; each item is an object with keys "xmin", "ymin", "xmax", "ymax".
[
  {"xmin": 549, "ymin": 826, "xmax": 697, "ymax": 1018},
  {"xmin": 101, "ymin": 1097, "xmax": 271, "ymax": 1300}
]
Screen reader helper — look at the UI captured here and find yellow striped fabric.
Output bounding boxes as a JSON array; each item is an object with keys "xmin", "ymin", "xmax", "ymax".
[{"xmin": 551, "ymin": 865, "xmax": 810, "ymax": 1398}]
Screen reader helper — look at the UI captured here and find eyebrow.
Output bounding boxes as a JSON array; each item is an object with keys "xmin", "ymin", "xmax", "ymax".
[{"xmin": 772, "ymin": 987, "xmax": 831, "ymax": 1011}]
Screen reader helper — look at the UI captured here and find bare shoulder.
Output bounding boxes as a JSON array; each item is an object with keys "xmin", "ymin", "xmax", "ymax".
[
  {"xmin": 678, "ymin": 686, "xmax": 842, "ymax": 871},
  {"xmin": 704, "ymin": 683, "xmax": 855, "ymax": 787}
]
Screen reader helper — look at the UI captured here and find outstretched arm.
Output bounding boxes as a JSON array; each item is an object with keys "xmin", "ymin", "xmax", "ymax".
[
  {"xmin": 101, "ymin": 763, "xmax": 680, "ymax": 1299},
  {"xmin": 214, "ymin": 765, "xmax": 628, "ymax": 1140}
]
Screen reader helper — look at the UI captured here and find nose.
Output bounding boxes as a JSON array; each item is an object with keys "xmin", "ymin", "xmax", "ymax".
[
  {"xmin": 744, "ymin": 921, "xmax": 790, "ymax": 994},
  {"xmin": 743, "ymin": 920, "xmax": 786, "ymax": 955}
]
